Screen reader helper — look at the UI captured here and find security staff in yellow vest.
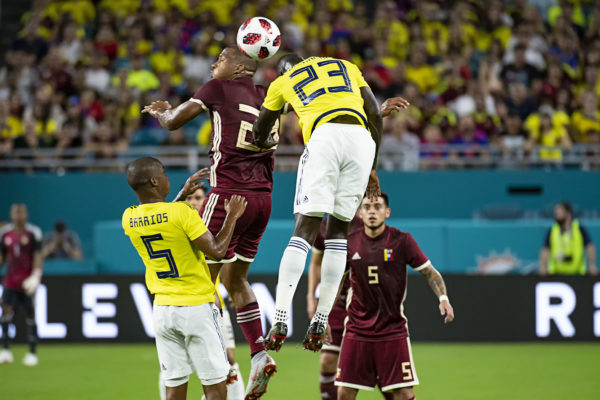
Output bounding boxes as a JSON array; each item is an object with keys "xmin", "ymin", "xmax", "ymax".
[{"xmin": 540, "ymin": 202, "xmax": 598, "ymax": 276}]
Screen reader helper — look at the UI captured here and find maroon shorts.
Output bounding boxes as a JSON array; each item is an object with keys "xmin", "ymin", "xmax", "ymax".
[
  {"xmin": 199, "ymin": 188, "xmax": 271, "ymax": 263},
  {"xmin": 335, "ymin": 335, "xmax": 419, "ymax": 392},
  {"xmin": 322, "ymin": 306, "xmax": 346, "ymax": 353}
]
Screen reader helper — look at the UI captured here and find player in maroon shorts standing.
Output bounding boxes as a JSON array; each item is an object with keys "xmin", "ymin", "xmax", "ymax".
[
  {"xmin": 307, "ymin": 216, "xmax": 383, "ymax": 400},
  {"xmin": 335, "ymin": 193, "xmax": 454, "ymax": 400},
  {"xmin": 0, "ymin": 204, "xmax": 44, "ymax": 366},
  {"xmin": 143, "ymin": 47, "xmax": 279, "ymax": 399}
]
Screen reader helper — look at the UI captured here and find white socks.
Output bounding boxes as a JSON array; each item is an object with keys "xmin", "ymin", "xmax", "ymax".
[
  {"xmin": 274, "ymin": 236, "xmax": 310, "ymax": 324},
  {"xmin": 312, "ymin": 239, "xmax": 347, "ymax": 326},
  {"xmin": 227, "ymin": 362, "xmax": 245, "ymax": 400}
]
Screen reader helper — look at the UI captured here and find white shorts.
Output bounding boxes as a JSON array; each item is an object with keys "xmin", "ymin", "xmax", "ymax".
[
  {"xmin": 294, "ymin": 122, "xmax": 375, "ymax": 221},
  {"xmin": 154, "ymin": 303, "xmax": 229, "ymax": 387},
  {"xmin": 220, "ymin": 306, "xmax": 236, "ymax": 349}
]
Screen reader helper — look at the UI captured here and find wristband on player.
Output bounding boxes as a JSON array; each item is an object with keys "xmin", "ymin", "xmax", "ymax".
[{"xmin": 439, "ymin": 295, "xmax": 449, "ymax": 303}]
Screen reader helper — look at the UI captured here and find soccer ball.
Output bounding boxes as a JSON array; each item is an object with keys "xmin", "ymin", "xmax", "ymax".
[{"xmin": 237, "ymin": 17, "xmax": 281, "ymax": 60}]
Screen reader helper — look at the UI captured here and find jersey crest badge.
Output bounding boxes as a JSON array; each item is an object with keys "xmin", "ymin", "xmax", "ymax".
[
  {"xmin": 352, "ymin": 252, "xmax": 361, "ymax": 260},
  {"xmin": 384, "ymin": 248, "xmax": 393, "ymax": 261}
]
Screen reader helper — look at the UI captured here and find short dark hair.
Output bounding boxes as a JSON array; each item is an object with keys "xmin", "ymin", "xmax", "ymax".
[
  {"xmin": 55, "ymin": 221, "xmax": 67, "ymax": 233},
  {"xmin": 126, "ymin": 157, "xmax": 164, "ymax": 191},
  {"xmin": 277, "ymin": 53, "xmax": 304, "ymax": 76},
  {"xmin": 380, "ymin": 192, "xmax": 389, "ymax": 207},
  {"xmin": 227, "ymin": 46, "xmax": 258, "ymax": 73},
  {"xmin": 557, "ymin": 201, "xmax": 573, "ymax": 215},
  {"xmin": 362, "ymin": 192, "xmax": 390, "ymax": 207}
]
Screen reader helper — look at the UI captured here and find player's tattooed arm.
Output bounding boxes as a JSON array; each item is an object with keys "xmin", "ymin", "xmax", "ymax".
[
  {"xmin": 420, "ymin": 265, "xmax": 454, "ymax": 323},
  {"xmin": 253, "ymin": 106, "xmax": 282, "ymax": 148},
  {"xmin": 142, "ymin": 100, "xmax": 205, "ymax": 131},
  {"xmin": 420, "ymin": 265, "xmax": 447, "ymax": 297}
]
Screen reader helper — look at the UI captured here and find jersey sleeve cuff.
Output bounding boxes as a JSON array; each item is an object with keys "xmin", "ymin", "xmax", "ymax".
[
  {"xmin": 263, "ymin": 104, "xmax": 283, "ymax": 112},
  {"xmin": 413, "ymin": 260, "xmax": 432, "ymax": 271},
  {"xmin": 189, "ymin": 98, "xmax": 208, "ymax": 110},
  {"xmin": 189, "ymin": 228, "xmax": 208, "ymax": 242}
]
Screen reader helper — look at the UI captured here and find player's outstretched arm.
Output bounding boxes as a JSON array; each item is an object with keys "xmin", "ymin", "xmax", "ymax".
[
  {"xmin": 380, "ymin": 96, "xmax": 410, "ymax": 118},
  {"xmin": 252, "ymin": 107, "xmax": 281, "ymax": 148},
  {"xmin": 419, "ymin": 265, "xmax": 454, "ymax": 324},
  {"xmin": 142, "ymin": 100, "xmax": 205, "ymax": 131},
  {"xmin": 192, "ymin": 195, "xmax": 247, "ymax": 260}
]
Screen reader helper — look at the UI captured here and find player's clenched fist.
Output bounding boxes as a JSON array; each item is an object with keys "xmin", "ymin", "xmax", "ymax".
[{"xmin": 225, "ymin": 195, "xmax": 248, "ymax": 219}]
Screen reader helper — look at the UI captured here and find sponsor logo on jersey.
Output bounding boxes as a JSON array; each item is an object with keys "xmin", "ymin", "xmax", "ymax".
[{"xmin": 384, "ymin": 248, "xmax": 393, "ymax": 261}]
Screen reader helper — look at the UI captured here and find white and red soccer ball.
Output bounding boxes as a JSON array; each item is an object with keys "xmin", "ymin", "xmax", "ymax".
[{"xmin": 236, "ymin": 17, "xmax": 281, "ymax": 61}]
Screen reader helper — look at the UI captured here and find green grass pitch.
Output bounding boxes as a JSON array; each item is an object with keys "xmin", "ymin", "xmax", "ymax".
[{"xmin": 1, "ymin": 343, "xmax": 599, "ymax": 399}]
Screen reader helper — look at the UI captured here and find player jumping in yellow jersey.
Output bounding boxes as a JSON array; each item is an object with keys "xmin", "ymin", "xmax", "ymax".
[
  {"xmin": 122, "ymin": 157, "xmax": 247, "ymax": 400},
  {"xmin": 252, "ymin": 54, "xmax": 409, "ymax": 352}
]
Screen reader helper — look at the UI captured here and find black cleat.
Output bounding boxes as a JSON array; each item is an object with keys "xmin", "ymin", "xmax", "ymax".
[
  {"xmin": 302, "ymin": 322, "xmax": 326, "ymax": 352},
  {"xmin": 264, "ymin": 322, "xmax": 288, "ymax": 352}
]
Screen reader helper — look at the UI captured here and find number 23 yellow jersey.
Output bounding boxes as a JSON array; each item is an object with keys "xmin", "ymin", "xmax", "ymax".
[
  {"xmin": 262, "ymin": 57, "xmax": 370, "ymax": 143},
  {"xmin": 122, "ymin": 201, "xmax": 214, "ymax": 306}
]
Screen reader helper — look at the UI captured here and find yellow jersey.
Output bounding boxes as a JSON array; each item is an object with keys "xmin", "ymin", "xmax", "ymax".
[
  {"xmin": 263, "ymin": 56, "xmax": 369, "ymax": 143},
  {"xmin": 122, "ymin": 201, "xmax": 214, "ymax": 306}
]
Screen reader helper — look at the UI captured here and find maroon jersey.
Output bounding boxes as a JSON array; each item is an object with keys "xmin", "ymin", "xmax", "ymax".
[
  {"xmin": 345, "ymin": 225, "xmax": 429, "ymax": 340},
  {"xmin": 313, "ymin": 215, "xmax": 363, "ymax": 309},
  {"xmin": 1, "ymin": 224, "xmax": 42, "ymax": 291},
  {"xmin": 192, "ymin": 77, "xmax": 277, "ymax": 192}
]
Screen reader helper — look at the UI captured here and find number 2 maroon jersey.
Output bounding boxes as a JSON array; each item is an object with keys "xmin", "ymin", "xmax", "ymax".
[
  {"xmin": 345, "ymin": 226, "xmax": 431, "ymax": 340},
  {"xmin": 191, "ymin": 76, "xmax": 277, "ymax": 192}
]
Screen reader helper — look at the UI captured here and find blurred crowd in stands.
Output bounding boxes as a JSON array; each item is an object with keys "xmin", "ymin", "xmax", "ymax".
[{"xmin": 1, "ymin": 0, "xmax": 600, "ymax": 169}]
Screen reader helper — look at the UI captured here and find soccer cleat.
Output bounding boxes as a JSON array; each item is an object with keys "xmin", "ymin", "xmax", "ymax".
[
  {"xmin": 244, "ymin": 351, "xmax": 277, "ymax": 400},
  {"xmin": 0, "ymin": 349, "xmax": 13, "ymax": 364},
  {"xmin": 303, "ymin": 322, "xmax": 326, "ymax": 352},
  {"xmin": 23, "ymin": 352, "xmax": 38, "ymax": 366},
  {"xmin": 264, "ymin": 322, "xmax": 287, "ymax": 351}
]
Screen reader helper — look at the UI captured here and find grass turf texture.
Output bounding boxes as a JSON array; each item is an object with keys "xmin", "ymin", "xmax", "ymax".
[{"xmin": 1, "ymin": 343, "xmax": 598, "ymax": 399}]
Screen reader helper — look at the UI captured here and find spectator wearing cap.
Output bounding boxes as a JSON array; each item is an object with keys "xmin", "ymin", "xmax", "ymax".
[
  {"xmin": 525, "ymin": 105, "xmax": 571, "ymax": 163},
  {"xmin": 540, "ymin": 202, "xmax": 597, "ymax": 276},
  {"xmin": 42, "ymin": 221, "xmax": 83, "ymax": 260}
]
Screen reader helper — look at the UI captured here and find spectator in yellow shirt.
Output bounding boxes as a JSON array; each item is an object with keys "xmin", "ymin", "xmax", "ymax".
[
  {"xmin": 126, "ymin": 54, "xmax": 159, "ymax": 93},
  {"xmin": 526, "ymin": 106, "xmax": 572, "ymax": 162},
  {"xmin": 571, "ymin": 91, "xmax": 600, "ymax": 143},
  {"xmin": 405, "ymin": 47, "xmax": 439, "ymax": 94}
]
